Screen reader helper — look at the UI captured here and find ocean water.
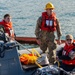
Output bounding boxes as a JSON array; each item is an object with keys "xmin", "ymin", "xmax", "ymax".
[{"xmin": 0, "ymin": 0, "xmax": 75, "ymax": 40}]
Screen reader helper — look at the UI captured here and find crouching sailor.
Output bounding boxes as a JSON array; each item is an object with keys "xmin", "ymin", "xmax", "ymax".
[
  {"xmin": 57, "ymin": 34, "xmax": 75, "ymax": 72},
  {"xmin": 0, "ymin": 14, "xmax": 15, "ymax": 40}
]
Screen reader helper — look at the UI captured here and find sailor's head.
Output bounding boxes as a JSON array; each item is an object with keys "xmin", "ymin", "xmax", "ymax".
[
  {"xmin": 66, "ymin": 34, "xmax": 73, "ymax": 45},
  {"xmin": 4, "ymin": 14, "xmax": 11, "ymax": 23},
  {"xmin": 45, "ymin": 2, "xmax": 54, "ymax": 16},
  {"xmin": 45, "ymin": 2, "xmax": 54, "ymax": 10}
]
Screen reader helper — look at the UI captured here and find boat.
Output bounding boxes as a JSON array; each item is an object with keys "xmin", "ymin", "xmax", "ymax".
[
  {"xmin": 0, "ymin": 39, "xmax": 74, "ymax": 75},
  {"xmin": 0, "ymin": 26, "xmax": 75, "ymax": 75},
  {"xmin": 15, "ymin": 36, "xmax": 66, "ymax": 44},
  {"xmin": 0, "ymin": 25, "xmax": 58, "ymax": 75},
  {"xmin": 0, "ymin": 39, "xmax": 64, "ymax": 75}
]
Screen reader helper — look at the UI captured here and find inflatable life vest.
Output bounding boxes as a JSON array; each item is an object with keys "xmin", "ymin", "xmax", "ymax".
[
  {"xmin": 62, "ymin": 43, "xmax": 75, "ymax": 65},
  {"xmin": 0, "ymin": 20, "xmax": 14, "ymax": 37},
  {"xmin": 40, "ymin": 12, "xmax": 57, "ymax": 32},
  {"xmin": 20, "ymin": 53, "xmax": 38, "ymax": 65},
  {"xmin": 20, "ymin": 48, "xmax": 41, "ymax": 65}
]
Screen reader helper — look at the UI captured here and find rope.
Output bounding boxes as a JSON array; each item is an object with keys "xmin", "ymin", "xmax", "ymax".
[
  {"xmin": 6, "ymin": 34, "xmax": 43, "ymax": 68},
  {"xmin": 54, "ymin": 60, "xmax": 60, "ymax": 67},
  {"xmin": 16, "ymin": 41, "xmax": 42, "ymax": 68},
  {"xmin": 15, "ymin": 40, "xmax": 32, "ymax": 53},
  {"xmin": 32, "ymin": 48, "xmax": 42, "ymax": 68},
  {"xmin": 20, "ymin": 48, "xmax": 43, "ymax": 68},
  {"xmin": 35, "ymin": 61, "xmax": 42, "ymax": 68}
]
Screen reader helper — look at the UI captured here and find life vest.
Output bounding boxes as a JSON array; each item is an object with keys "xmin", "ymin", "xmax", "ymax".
[
  {"xmin": 40, "ymin": 12, "xmax": 57, "ymax": 32},
  {"xmin": 0, "ymin": 20, "xmax": 14, "ymax": 37},
  {"xmin": 20, "ymin": 53, "xmax": 38, "ymax": 65},
  {"xmin": 62, "ymin": 42, "xmax": 75, "ymax": 65}
]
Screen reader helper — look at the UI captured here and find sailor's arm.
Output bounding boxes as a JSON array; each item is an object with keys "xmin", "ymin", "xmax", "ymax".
[
  {"xmin": 35, "ymin": 17, "xmax": 42, "ymax": 39},
  {"xmin": 60, "ymin": 48, "xmax": 75, "ymax": 60},
  {"xmin": 69, "ymin": 48, "xmax": 75, "ymax": 60},
  {"xmin": 56, "ymin": 19, "xmax": 62, "ymax": 41},
  {"xmin": 57, "ymin": 48, "xmax": 71, "ymax": 60}
]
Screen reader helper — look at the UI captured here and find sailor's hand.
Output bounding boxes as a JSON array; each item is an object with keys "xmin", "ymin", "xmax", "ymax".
[
  {"xmin": 57, "ymin": 39, "xmax": 61, "ymax": 45},
  {"xmin": 10, "ymin": 37, "xmax": 15, "ymax": 40},
  {"xmin": 36, "ymin": 39, "xmax": 41, "ymax": 45},
  {"xmin": 56, "ymin": 56, "xmax": 59, "ymax": 61},
  {"xmin": 5, "ymin": 33, "xmax": 9, "ymax": 37},
  {"xmin": 69, "ymin": 51, "xmax": 75, "ymax": 59},
  {"xmin": 52, "ymin": 56, "xmax": 59, "ymax": 61}
]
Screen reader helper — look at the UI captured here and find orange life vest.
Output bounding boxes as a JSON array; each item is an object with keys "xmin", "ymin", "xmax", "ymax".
[
  {"xmin": 40, "ymin": 12, "xmax": 57, "ymax": 32},
  {"xmin": 62, "ymin": 43, "xmax": 75, "ymax": 65},
  {"xmin": 20, "ymin": 53, "xmax": 38, "ymax": 65},
  {"xmin": 0, "ymin": 20, "xmax": 14, "ymax": 37}
]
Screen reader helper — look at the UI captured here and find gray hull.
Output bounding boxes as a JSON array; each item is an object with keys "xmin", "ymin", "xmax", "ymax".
[{"xmin": 0, "ymin": 41, "xmax": 65, "ymax": 75}]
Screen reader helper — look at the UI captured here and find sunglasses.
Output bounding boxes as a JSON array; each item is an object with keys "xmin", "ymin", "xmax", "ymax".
[{"xmin": 66, "ymin": 39, "xmax": 72, "ymax": 41}]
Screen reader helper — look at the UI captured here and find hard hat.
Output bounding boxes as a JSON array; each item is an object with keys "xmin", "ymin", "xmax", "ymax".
[
  {"xmin": 45, "ymin": 2, "xmax": 54, "ymax": 10},
  {"xmin": 66, "ymin": 34, "xmax": 73, "ymax": 40}
]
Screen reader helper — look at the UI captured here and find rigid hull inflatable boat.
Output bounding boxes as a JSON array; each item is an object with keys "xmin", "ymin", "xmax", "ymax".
[{"xmin": 0, "ymin": 25, "xmax": 75, "ymax": 75}]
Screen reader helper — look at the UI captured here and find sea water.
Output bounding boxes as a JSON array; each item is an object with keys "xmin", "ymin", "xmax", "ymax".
[{"xmin": 0, "ymin": 0, "xmax": 75, "ymax": 47}]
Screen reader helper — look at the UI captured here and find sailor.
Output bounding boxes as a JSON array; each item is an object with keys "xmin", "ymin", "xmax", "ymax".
[
  {"xmin": 0, "ymin": 14, "xmax": 15, "ymax": 40},
  {"xmin": 57, "ymin": 34, "xmax": 75, "ymax": 72},
  {"xmin": 35, "ymin": 2, "xmax": 62, "ymax": 64}
]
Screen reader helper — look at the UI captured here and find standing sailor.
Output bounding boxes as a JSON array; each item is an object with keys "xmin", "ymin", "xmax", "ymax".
[{"xmin": 35, "ymin": 2, "xmax": 62, "ymax": 64}]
